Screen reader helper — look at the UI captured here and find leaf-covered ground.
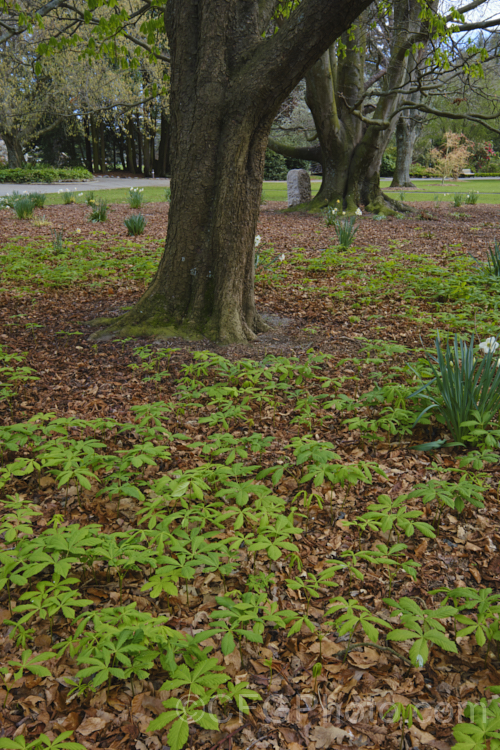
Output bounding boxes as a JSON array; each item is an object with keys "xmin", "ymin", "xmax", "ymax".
[{"xmin": 1, "ymin": 198, "xmax": 500, "ymax": 750}]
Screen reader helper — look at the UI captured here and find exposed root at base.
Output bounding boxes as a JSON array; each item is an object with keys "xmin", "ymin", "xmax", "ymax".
[
  {"xmin": 367, "ymin": 192, "xmax": 414, "ymax": 215},
  {"xmin": 88, "ymin": 310, "xmax": 272, "ymax": 345}
]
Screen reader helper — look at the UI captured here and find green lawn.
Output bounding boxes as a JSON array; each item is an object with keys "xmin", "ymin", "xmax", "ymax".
[
  {"xmin": 42, "ymin": 186, "xmax": 170, "ymax": 206},
  {"xmin": 380, "ymin": 178, "xmax": 500, "ymax": 205},
  {"xmin": 260, "ymin": 178, "xmax": 500, "ymax": 205},
  {"xmin": 24, "ymin": 177, "xmax": 500, "ymax": 206}
]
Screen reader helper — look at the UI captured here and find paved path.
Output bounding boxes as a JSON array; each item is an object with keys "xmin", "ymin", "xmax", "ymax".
[
  {"xmin": 0, "ymin": 176, "xmax": 170, "ymax": 197},
  {"xmin": 1, "ymin": 174, "xmax": 498, "ymax": 198}
]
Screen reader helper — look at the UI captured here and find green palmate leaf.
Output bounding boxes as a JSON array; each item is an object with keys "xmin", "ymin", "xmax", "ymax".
[
  {"xmin": 386, "ymin": 629, "xmax": 421, "ymax": 641},
  {"xmin": 361, "ymin": 620, "xmax": 379, "ymax": 643},
  {"xmin": 426, "ymin": 630, "xmax": 458, "ymax": 652},
  {"xmin": 267, "ymin": 544, "xmax": 281, "ymax": 560},
  {"xmin": 197, "ymin": 712, "xmax": 219, "ymax": 731},
  {"xmin": 221, "ymin": 632, "xmax": 235, "ymax": 655},
  {"xmin": 409, "ymin": 638, "xmax": 429, "ymax": 667},
  {"xmin": 168, "ymin": 718, "xmax": 190, "ymax": 750},
  {"xmin": 148, "ymin": 710, "xmax": 179, "ymax": 731}
]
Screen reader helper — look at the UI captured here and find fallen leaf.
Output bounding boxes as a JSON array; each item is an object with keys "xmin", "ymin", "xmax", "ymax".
[
  {"xmin": 309, "ymin": 640, "xmax": 343, "ymax": 658},
  {"xmin": 414, "ymin": 539, "xmax": 428, "ymax": 558},
  {"xmin": 224, "ymin": 648, "xmax": 242, "ymax": 676},
  {"xmin": 348, "ymin": 648, "xmax": 379, "ymax": 669},
  {"xmin": 410, "ymin": 725, "xmax": 436, "ymax": 744},
  {"xmin": 310, "ymin": 725, "xmax": 349, "ymax": 748},
  {"xmin": 39, "ymin": 475, "xmax": 55, "ymax": 488},
  {"xmin": 274, "ymin": 727, "xmax": 297, "ymax": 746},
  {"xmin": 77, "ymin": 716, "xmax": 107, "ymax": 736},
  {"xmin": 55, "ymin": 712, "xmax": 81, "ymax": 731}
]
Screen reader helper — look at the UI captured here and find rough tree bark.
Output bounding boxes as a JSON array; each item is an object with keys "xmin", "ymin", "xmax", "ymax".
[
  {"xmin": 2, "ymin": 118, "xmax": 63, "ymax": 169},
  {"xmin": 3, "ymin": 133, "xmax": 25, "ymax": 168},
  {"xmin": 96, "ymin": 0, "xmax": 373, "ymax": 344},
  {"xmin": 390, "ymin": 47, "xmax": 426, "ymax": 188},
  {"xmin": 269, "ymin": 0, "xmax": 431, "ymax": 213},
  {"xmin": 390, "ymin": 111, "xmax": 423, "ymax": 187},
  {"xmin": 156, "ymin": 110, "xmax": 170, "ymax": 177}
]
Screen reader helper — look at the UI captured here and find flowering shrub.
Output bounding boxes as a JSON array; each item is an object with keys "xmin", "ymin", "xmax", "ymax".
[
  {"xmin": 471, "ymin": 141, "xmax": 496, "ymax": 172},
  {"xmin": 430, "ymin": 132, "xmax": 473, "ymax": 182}
]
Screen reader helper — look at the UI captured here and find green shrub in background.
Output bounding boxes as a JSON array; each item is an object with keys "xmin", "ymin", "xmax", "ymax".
[
  {"xmin": 409, "ymin": 163, "xmax": 436, "ymax": 178},
  {"xmin": 0, "ymin": 191, "xmax": 46, "ymax": 210},
  {"xmin": 263, "ymin": 149, "xmax": 311, "ymax": 180},
  {"xmin": 263, "ymin": 149, "xmax": 288, "ymax": 180},
  {"xmin": 0, "ymin": 166, "xmax": 93, "ymax": 183},
  {"xmin": 380, "ymin": 151, "xmax": 396, "ymax": 177},
  {"xmin": 284, "ymin": 155, "xmax": 309, "ymax": 172}
]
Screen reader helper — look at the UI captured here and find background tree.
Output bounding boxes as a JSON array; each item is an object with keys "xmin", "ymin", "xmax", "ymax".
[
  {"xmin": 0, "ymin": 0, "xmax": 170, "ymax": 173},
  {"xmin": 268, "ymin": 0, "xmax": 500, "ymax": 212},
  {"xmin": 269, "ymin": 0, "xmax": 434, "ymax": 212}
]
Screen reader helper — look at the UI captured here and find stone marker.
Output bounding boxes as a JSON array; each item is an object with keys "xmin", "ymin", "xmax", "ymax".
[{"xmin": 287, "ymin": 169, "xmax": 311, "ymax": 207}]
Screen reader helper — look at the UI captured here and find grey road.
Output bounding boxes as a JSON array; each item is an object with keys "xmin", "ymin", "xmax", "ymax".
[{"xmin": 0, "ymin": 176, "xmax": 170, "ymax": 197}]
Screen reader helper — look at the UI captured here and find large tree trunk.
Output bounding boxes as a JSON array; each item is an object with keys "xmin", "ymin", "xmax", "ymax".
[
  {"xmin": 100, "ymin": 121, "xmax": 106, "ymax": 174},
  {"xmin": 84, "ymin": 118, "xmax": 93, "ymax": 173},
  {"xmin": 390, "ymin": 48, "xmax": 426, "ymax": 188},
  {"xmin": 156, "ymin": 110, "xmax": 171, "ymax": 177},
  {"xmin": 90, "ymin": 116, "xmax": 99, "ymax": 173},
  {"xmin": 3, "ymin": 133, "xmax": 25, "ymax": 168},
  {"xmin": 94, "ymin": 0, "xmax": 373, "ymax": 344},
  {"xmin": 391, "ymin": 113, "xmax": 419, "ymax": 187}
]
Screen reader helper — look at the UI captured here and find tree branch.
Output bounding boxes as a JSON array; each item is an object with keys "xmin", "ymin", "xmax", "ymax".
[
  {"xmin": 267, "ymin": 136, "xmax": 322, "ymax": 163},
  {"xmin": 0, "ymin": 0, "xmax": 67, "ymax": 43},
  {"xmin": 240, "ymin": 0, "xmax": 374, "ymax": 119},
  {"xmin": 455, "ymin": 17, "xmax": 500, "ymax": 31},
  {"xmin": 403, "ymin": 102, "xmax": 500, "ymax": 134}
]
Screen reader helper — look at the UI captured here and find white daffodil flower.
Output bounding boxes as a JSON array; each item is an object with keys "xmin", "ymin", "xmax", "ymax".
[
  {"xmin": 254, "ymin": 235, "xmax": 261, "ymax": 248},
  {"xmin": 479, "ymin": 337, "xmax": 499, "ymax": 354},
  {"xmin": 355, "ymin": 208, "xmax": 362, "ymax": 216},
  {"xmin": 279, "ymin": 254, "xmax": 285, "ymax": 261}
]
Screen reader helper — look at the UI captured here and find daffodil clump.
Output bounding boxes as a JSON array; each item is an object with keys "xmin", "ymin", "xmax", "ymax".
[
  {"xmin": 58, "ymin": 188, "xmax": 78, "ymax": 205},
  {"xmin": 128, "ymin": 187, "xmax": 145, "ymax": 209}
]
